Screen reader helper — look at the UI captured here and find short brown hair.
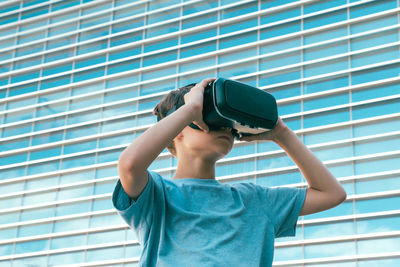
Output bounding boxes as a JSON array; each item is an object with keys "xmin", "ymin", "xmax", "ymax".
[{"xmin": 152, "ymin": 83, "xmax": 196, "ymax": 156}]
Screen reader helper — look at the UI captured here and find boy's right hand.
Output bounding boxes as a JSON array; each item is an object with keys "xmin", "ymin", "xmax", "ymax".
[{"xmin": 184, "ymin": 78, "xmax": 216, "ymax": 132}]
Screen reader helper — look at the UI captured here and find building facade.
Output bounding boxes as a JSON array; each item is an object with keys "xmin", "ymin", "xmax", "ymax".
[{"xmin": 1, "ymin": 0, "xmax": 400, "ymax": 266}]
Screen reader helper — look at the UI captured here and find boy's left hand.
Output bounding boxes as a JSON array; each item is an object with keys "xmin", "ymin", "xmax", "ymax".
[{"xmin": 238, "ymin": 117, "xmax": 289, "ymax": 143}]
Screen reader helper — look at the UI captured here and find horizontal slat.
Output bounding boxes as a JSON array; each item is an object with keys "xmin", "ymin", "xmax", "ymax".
[
  {"xmin": 0, "ymin": 0, "xmax": 388, "ymax": 93},
  {"xmin": 1, "ymin": 93, "xmax": 399, "ymax": 171},
  {"xmin": 1, "ymin": 111, "xmax": 399, "ymax": 187},
  {"xmin": 1, "ymin": 21, "xmax": 399, "ymax": 116}
]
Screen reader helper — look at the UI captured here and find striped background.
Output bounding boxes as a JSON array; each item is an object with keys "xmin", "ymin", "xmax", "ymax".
[{"xmin": 1, "ymin": 0, "xmax": 400, "ymax": 266}]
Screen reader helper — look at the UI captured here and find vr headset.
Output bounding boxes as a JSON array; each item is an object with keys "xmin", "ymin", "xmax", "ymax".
[{"xmin": 162, "ymin": 78, "xmax": 278, "ymax": 139}]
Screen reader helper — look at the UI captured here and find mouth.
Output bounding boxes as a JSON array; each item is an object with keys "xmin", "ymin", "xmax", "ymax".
[{"xmin": 218, "ymin": 135, "xmax": 233, "ymax": 142}]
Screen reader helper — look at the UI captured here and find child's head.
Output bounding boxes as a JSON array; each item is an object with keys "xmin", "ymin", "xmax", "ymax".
[{"xmin": 153, "ymin": 83, "xmax": 234, "ymax": 161}]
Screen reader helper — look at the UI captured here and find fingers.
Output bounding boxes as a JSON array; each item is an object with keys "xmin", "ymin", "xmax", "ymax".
[
  {"xmin": 188, "ymin": 78, "xmax": 215, "ymax": 132},
  {"xmin": 188, "ymin": 78, "xmax": 215, "ymax": 96},
  {"xmin": 198, "ymin": 78, "xmax": 216, "ymax": 89},
  {"xmin": 193, "ymin": 121, "xmax": 209, "ymax": 132},
  {"xmin": 202, "ymin": 77, "xmax": 216, "ymax": 84}
]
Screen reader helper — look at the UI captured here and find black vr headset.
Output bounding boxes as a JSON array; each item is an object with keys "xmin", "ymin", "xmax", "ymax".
[{"xmin": 160, "ymin": 78, "xmax": 278, "ymax": 139}]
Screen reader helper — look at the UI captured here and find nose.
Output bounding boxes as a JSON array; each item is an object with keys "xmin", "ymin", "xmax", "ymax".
[
  {"xmin": 209, "ymin": 126, "xmax": 238, "ymax": 138},
  {"xmin": 220, "ymin": 127, "xmax": 236, "ymax": 137},
  {"xmin": 220, "ymin": 127, "xmax": 231, "ymax": 131},
  {"xmin": 219, "ymin": 127, "xmax": 233, "ymax": 133},
  {"xmin": 222, "ymin": 127, "xmax": 240, "ymax": 139}
]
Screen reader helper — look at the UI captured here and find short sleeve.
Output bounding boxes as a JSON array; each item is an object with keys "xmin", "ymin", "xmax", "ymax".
[
  {"xmin": 112, "ymin": 170, "xmax": 160, "ymax": 244},
  {"xmin": 258, "ymin": 186, "xmax": 307, "ymax": 238}
]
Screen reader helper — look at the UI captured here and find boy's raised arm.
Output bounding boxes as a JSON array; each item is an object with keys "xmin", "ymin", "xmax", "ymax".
[
  {"xmin": 117, "ymin": 79, "xmax": 214, "ymax": 200},
  {"xmin": 240, "ymin": 118, "xmax": 347, "ymax": 216}
]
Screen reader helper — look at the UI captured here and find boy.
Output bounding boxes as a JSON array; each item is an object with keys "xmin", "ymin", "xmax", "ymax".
[{"xmin": 113, "ymin": 78, "xmax": 347, "ymax": 266}]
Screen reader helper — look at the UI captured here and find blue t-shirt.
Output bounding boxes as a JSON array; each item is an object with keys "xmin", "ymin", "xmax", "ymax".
[{"xmin": 112, "ymin": 170, "xmax": 306, "ymax": 267}]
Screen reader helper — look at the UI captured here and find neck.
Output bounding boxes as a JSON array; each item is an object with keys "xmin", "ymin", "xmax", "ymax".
[{"xmin": 173, "ymin": 155, "xmax": 216, "ymax": 180}]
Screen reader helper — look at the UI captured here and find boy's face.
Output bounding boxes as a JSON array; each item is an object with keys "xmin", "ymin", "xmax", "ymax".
[{"xmin": 175, "ymin": 126, "xmax": 234, "ymax": 161}]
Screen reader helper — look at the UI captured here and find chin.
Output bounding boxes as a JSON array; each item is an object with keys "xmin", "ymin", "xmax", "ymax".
[
  {"xmin": 190, "ymin": 138, "xmax": 233, "ymax": 160},
  {"xmin": 215, "ymin": 147, "xmax": 232, "ymax": 160},
  {"xmin": 201, "ymin": 147, "xmax": 231, "ymax": 162}
]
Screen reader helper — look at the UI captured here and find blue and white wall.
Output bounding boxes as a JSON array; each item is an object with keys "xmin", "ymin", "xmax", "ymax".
[{"xmin": 1, "ymin": 0, "xmax": 400, "ymax": 266}]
